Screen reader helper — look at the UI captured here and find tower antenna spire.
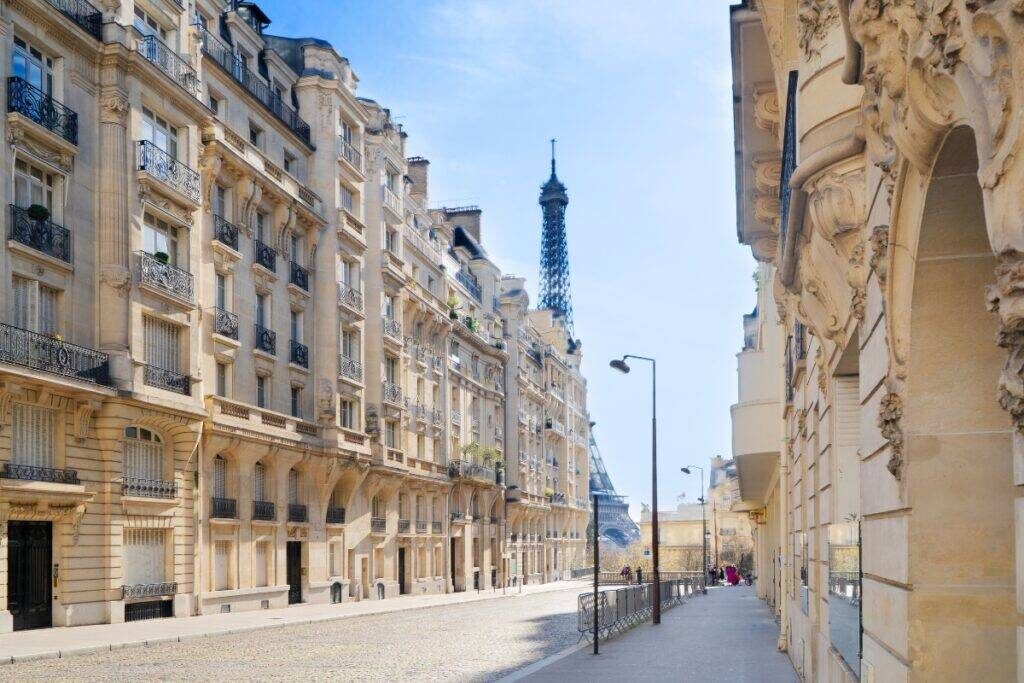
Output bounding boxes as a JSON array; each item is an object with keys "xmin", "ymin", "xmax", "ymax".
[{"xmin": 551, "ymin": 138, "xmax": 556, "ymax": 175}]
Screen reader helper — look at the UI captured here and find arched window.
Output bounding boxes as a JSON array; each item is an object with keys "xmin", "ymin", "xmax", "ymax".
[
  {"xmin": 124, "ymin": 426, "xmax": 163, "ymax": 482},
  {"xmin": 288, "ymin": 468, "xmax": 300, "ymax": 505},
  {"xmin": 253, "ymin": 461, "xmax": 267, "ymax": 502},
  {"xmin": 213, "ymin": 455, "xmax": 227, "ymax": 497}
]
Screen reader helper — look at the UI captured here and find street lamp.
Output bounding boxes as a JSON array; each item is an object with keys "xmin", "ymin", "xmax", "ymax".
[
  {"xmin": 609, "ymin": 354, "xmax": 661, "ymax": 624},
  {"xmin": 681, "ymin": 465, "xmax": 708, "ymax": 594}
]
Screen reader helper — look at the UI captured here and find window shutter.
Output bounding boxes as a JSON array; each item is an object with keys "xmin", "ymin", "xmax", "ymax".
[
  {"xmin": 288, "ymin": 469, "xmax": 298, "ymax": 504},
  {"xmin": 214, "ymin": 540, "xmax": 229, "ymax": 591},
  {"xmin": 38, "ymin": 286, "xmax": 57, "ymax": 336},
  {"xmin": 124, "ymin": 437, "xmax": 162, "ymax": 481},
  {"xmin": 124, "ymin": 529, "xmax": 165, "ymax": 586},
  {"xmin": 213, "ymin": 456, "xmax": 226, "ymax": 497},
  {"xmin": 253, "ymin": 541, "xmax": 267, "ymax": 587},
  {"xmin": 12, "ymin": 403, "xmax": 54, "ymax": 467},
  {"xmin": 253, "ymin": 462, "xmax": 265, "ymax": 501},
  {"xmin": 144, "ymin": 317, "xmax": 180, "ymax": 372}
]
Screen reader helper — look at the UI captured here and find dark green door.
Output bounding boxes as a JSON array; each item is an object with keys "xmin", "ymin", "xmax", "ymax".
[
  {"xmin": 287, "ymin": 541, "xmax": 302, "ymax": 604},
  {"xmin": 8, "ymin": 521, "xmax": 52, "ymax": 631}
]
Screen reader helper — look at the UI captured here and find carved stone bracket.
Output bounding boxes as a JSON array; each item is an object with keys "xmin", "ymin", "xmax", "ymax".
[
  {"xmin": 877, "ymin": 389, "xmax": 904, "ymax": 480},
  {"xmin": 868, "ymin": 224, "xmax": 889, "ymax": 288},
  {"xmin": 73, "ymin": 399, "xmax": 101, "ymax": 442}
]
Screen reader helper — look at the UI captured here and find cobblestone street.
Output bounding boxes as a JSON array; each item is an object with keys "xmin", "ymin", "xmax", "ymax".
[{"xmin": 0, "ymin": 587, "xmax": 583, "ymax": 682}]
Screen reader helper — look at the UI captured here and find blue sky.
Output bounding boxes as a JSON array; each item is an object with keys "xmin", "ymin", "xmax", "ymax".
[{"xmin": 265, "ymin": 0, "xmax": 754, "ymax": 518}]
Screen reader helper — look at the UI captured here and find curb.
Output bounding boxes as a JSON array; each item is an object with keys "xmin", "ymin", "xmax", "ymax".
[{"xmin": 497, "ymin": 640, "xmax": 591, "ymax": 682}]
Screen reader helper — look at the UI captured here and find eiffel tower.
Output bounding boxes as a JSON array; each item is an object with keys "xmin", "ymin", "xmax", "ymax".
[{"xmin": 588, "ymin": 425, "xmax": 640, "ymax": 548}]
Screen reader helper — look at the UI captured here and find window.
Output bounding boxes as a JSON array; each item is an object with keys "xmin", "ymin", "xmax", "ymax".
[
  {"xmin": 215, "ymin": 362, "xmax": 227, "ymax": 397},
  {"xmin": 208, "ymin": 94, "xmax": 221, "ymax": 115},
  {"xmin": 248, "ymin": 122, "xmax": 263, "ymax": 148},
  {"xmin": 214, "ymin": 540, "xmax": 230, "ymax": 591},
  {"xmin": 253, "ymin": 461, "xmax": 267, "ymax": 501},
  {"xmin": 383, "ymin": 295, "xmax": 396, "ymax": 319},
  {"xmin": 133, "ymin": 6, "xmax": 168, "ymax": 39},
  {"xmin": 256, "ymin": 375, "xmax": 267, "ymax": 408},
  {"xmin": 371, "ymin": 496, "xmax": 383, "ymax": 518},
  {"xmin": 11, "ymin": 403, "xmax": 54, "ymax": 467},
  {"xmin": 283, "ymin": 151, "xmax": 296, "ymax": 174},
  {"xmin": 340, "ymin": 185, "xmax": 354, "ymax": 213},
  {"xmin": 124, "ymin": 529, "xmax": 165, "ymax": 587},
  {"xmin": 255, "ymin": 294, "xmax": 267, "ymax": 327},
  {"xmin": 143, "ymin": 213, "xmax": 177, "ymax": 264},
  {"xmin": 254, "ymin": 541, "xmax": 268, "ymax": 587},
  {"xmin": 144, "ymin": 316, "xmax": 180, "ymax": 372},
  {"xmin": 213, "ymin": 455, "xmax": 227, "ymax": 497},
  {"xmin": 213, "ymin": 185, "xmax": 227, "ymax": 219},
  {"xmin": 386, "ymin": 169, "xmax": 399, "ymax": 193},
  {"xmin": 14, "ymin": 159, "xmax": 55, "ymax": 211},
  {"xmin": 385, "ymin": 356, "xmax": 398, "ymax": 384},
  {"xmin": 426, "ymin": 275, "xmax": 437, "ymax": 296},
  {"xmin": 124, "ymin": 426, "xmax": 163, "ymax": 481},
  {"xmin": 385, "ymin": 420, "xmax": 398, "ymax": 449},
  {"xmin": 385, "ymin": 228, "xmax": 398, "ymax": 253},
  {"xmin": 416, "ymin": 434, "xmax": 425, "ymax": 460},
  {"xmin": 12, "ymin": 276, "xmax": 58, "ymax": 335},
  {"xmin": 341, "ymin": 329, "xmax": 357, "ymax": 359},
  {"xmin": 290, "ymin": 386, "xmax": 301, "ymax": 418},
  {"xmin": 340, "ymin": 259, "xmax": 358, "ymax": 287},
  {"xmin": 254, "ymin": 212, "xmax": 266, "ymax": 242},
  {"xmin": 339, "ymin": 118, "xmax": 353, "ymax": 143},
  {"xmin": 340, "ymin": 399, "xmax": 354, "ymax": 429},
  {"xmin": 141, "ymin": 107, "xmax": 178, "ymax": 157},
  {"xmin": 291, "ymin": 234, "xmax": 302, "ymax": 265},
  {"xmin": 288, "ymin": 468, "xmax": 300, "ymax": 505},
  {"xmin": 12, "ymin": 37, "xmax": 53, "ymax": 94}
]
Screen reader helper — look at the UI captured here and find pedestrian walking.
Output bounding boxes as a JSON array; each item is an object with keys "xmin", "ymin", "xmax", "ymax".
[
  {"xmin": 635, "ymin": 566, "xmax": 643, "ymax": 584},
  {"xmin": 621, "ymin": 565, "xmax": 632, "ymax": 584}
]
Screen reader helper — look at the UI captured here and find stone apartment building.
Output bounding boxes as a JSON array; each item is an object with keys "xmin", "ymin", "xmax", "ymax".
[
  {"xmin": 729, "ymin": 1, "xmax": 1024, "ymax": 680},
  {"xmin": 0, "ymin": 0, "xmax": 588, "ymax": 633}
]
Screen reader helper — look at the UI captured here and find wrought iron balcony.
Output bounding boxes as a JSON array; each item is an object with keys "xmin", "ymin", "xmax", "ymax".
[
  {"xmin": 196, "ymin": 25, "xmax": 312, "ymax": 146},
  {"xmin": 2, "ymin": 463, "xmax": 79, "ymax": 485},
  {"xmin": 398, "ymin": 518, "xmax": 410, "ymax": 533},
  {"xmin": 138, "ymin": 140, "xmax": 200, "ymax": 203},
  {"xmin": 213, "ymin": 307, "xmax": 238, "ymax": 340},
  {"xmin": 123, "ymin": 582, "xmax": 177, "ymax": 599},
  {"xmin": 289, "ymin": 261, "xmax": 309, "ymax": 290},
  {"xmin": 255, "ymin": 324, "xmax": 276, "ymax": 355},
  {"xmin": 383, "ymin": 317, "xmax": 402, "ymax": 341},
  {"xmin": 338, "ymin": 283, "xmax": 363, "ymax": 312},
  {"xmin": 137, "ymin": 251, "xmax": 194, "ymax": 303},
  {"xmin": 431, "ymin": 409, "xmax": 443, "ymax": 427},
  {"xmin": 46, "ymin": 0, "xmax": 103, "ymax": 40},
  {"xmin": 137, "ymin": 36, "xmax": 199, "ymax": 97},
  {"xmin": 456, "ymin": 267, "xmax": 482, "ymax": 301},
  {"xmin": 144, "ymin": 364, "xmax": 191, "ymax": 395},
  {"xmin": 551, "ymin": 492, "xmax": 567, "ymax": 505},
  {"xmin": 383, "ymin": 381, "xmax": 403, "ymax": 405},
  {"xmin": 450, "ymin": 510, "xmax": 468, "ymax": 523},
  {"xmin": 211, "ymin": 496, "xmax": 237, "ymax": 519},
  {"xmin": 122, "ymin": 476, "xmax": 176, "ymax": 499},
  {"xmin": 252, "ymin": 500, "xmax": 275, "ymax": 521},
  {"xmin": 431, "ymin": 356, "xmax": 444, "ymax": 373},
  {"xmin": 448, "ymin": 460, "xmax": 496, "ymax": 485},
  {"xmin": 9, "ymin": 204, "xmax": 72, "ymax": 263},
  {"xmin": 338, "ymin": 137, "xmax": 363, "ymax": 172},
  {"xmin": 290, "ymin": 339, "xmax": 309, "ymax": 368},
  {"xmin": 0, "ymin": 321, "xmax": 109, "ymax": 384},
  {"xmin": 432, "ymin": 521, "xmax": 442, "ymax": 534},
  {"xmin": 288, "ymin": 503, "xmax": 308, "ymax": 523},
  {"xmin": 415, "ymin": 520, "xmax": 427, "ymax": 534},
  {"xmin": 254, "ymin": 239, "xmax": 276, "ymax": 272},
  {"xmin": 451, "ymin": 409, "xmax": 462, "ymax": 427},
  {"xmin": 370, "ymin": 516, "xmax": 386, "ymax": 533},
  {"xmin": 7, "ymin": 77, "xmax": 78, "ymax": 145},
  {"xmin": 339, "ymin": 354, "xmax": 362, "ymax": 382},
  {"xmin": 212, "ymin": 214, "xmax": 239, "ymax": 250},
  {"xmin": 326, "ymin": 506, "xmax": 346, "ymax": 524}
]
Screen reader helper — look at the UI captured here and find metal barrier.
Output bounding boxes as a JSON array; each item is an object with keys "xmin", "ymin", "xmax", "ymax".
[
  {"xmin": 597, "ymin": 570, "xmax": 706, "ymax": 586},
  {"xmin": 577, "ymin": 577, "xmax": 704, "ymax": 642}
]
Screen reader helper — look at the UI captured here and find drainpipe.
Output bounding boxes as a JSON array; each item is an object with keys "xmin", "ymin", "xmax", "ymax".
[{"xmin": 777, "ymin": 444, "xmax": 790, "ymax": 653}]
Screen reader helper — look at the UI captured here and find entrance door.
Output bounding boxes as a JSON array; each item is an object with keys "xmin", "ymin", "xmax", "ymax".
[
  {"xmin": 398, "ymin": 547, "xmax": 407, "ymax": 595},
  {"xmin": 8, "ymin": 521, "xmax": 52, "ymax": 631},
  {"xmin": 286, "ymin": 541, "xmax": 302, "ymax": 604}
]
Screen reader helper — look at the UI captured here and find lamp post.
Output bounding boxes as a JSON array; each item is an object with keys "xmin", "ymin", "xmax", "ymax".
[
  {"xmin": 609, "ymin": 354, "xmax": 660, "ymax": 624},
  {"xmin": 682, "ymin": 465, "xmax": 708, "ymax": 594}
]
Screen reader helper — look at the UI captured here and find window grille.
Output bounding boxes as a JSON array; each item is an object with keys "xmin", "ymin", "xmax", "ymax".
[
  {"xmin": 144, "ymin": 316, "xmax": 180, "ymax": 372},
  {"xmin": 12, "ymin": 403, "xmax": 54, "ymax": 467},
  {"xmin": 124, "ymin": 528, "xmax": 165, "ymax": 586}
]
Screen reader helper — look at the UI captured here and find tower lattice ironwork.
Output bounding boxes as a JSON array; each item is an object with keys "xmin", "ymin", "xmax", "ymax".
[{"xmin": 538, "ymin": 139, "xmax": 573, "ymax": 332}]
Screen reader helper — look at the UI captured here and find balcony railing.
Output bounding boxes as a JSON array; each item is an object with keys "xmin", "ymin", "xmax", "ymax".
[
  {"xmin": 290, "ymin": 339, "xmax": 309, "ymax": 368},
  {"xmin": 339, "ymin": 354, "xmax": 362, "ymax": 382},
  {"xmin": 212, "ymin": 214, "xmax": 239, "ymax": 250},
  {"xmin": 252, "ymin": 500, "xmax": 275, "ymax": 521},
  {"xmin": 383, "ymin": 317, "xmax": 402, "ymax": 341},
  {"xmin": 7, "ymin": 77, "xmax": 78, "ymax": 145},
  {"xmin": 288, "ymin": 503, "xmax": 308, "ymax": 523},
  {"xmin": 451, "ymin": 510, "xmax": 468, "ymax": 523},
  {"xmin": 338, "ymin": 283, "xmax": 363, "ymax": 312},
  {"xmin": 0, "ymin": 322, "xmax": 110, "ymax": 384},
  {"xmin": 383, "ymin": 381, "xmax": 403, "ymax": 405},
  {"xmin": 137, "ymin": 35, "xmax": 199, "ymax": 97},
  {"xmin": 289, "ymin": 261, "xmax": 309, "ymax": 290},
  {"xmin": 2, "ymin": 463, "xmax": 78, "ymax": 485},
  {"xmin": 47, "ymin": 0, "xmax": 103, "ymax": 40},
  {"xmin": 254, "ymin": 239, "xmax": 277, "ymax": 272},
  {"xmin": 370, "ymin": 516, "xmax": 386, "ymax": 533},
  {"xmin": 451, "ymin": 409, "xmax": 462, "ymax": 427},
  {"xmin": 432, "ymin": 521, "xmax": 442, "ymax": 534},
  {"xmin": 382, "ymin": 186, "xmax": 401, "ymax": 215},
  {"xmin": 123, "ymin": 582, "xmax": 177, "ymax": 599},
  {"xmin": 137, "ymin": 251, "xmax": 194, "ymax": 303},
  {"xmin": 211, "ymin": 496, "xmax": 237, "ymax": 519},
  {"xmin": 431, "ymin": 409, "xmax": 443, "ymax": 427},
  {"xmin": 137, "ymin": 140, "xmax": 200, "ymax": 203},
  {"xmin": 122, "ymin": 476, "xmax": 176, "ymax": 499},
  {"xmin": 143, "ymin": 364, "xmax": 191, "ymax": 395},
  {"xmin": 415, "ymin": 520, "xmax": 427, "ymax": 534},
  {"xmin": 398, "ymin": 518, "xmax": 410, "ymax": 533},
  {"xmin": 213, "ymin": 307, "xmax": 238, "ymax": 340},
  {"xmin": 196, "ymin": 25, "xmax": 312, "ymax": 146},
  {"xmin": 456, "ymin": 267, "xmax": 482, "ymax": 301},
  {"xmin": 338, "ymin": 137, "xmax": 363, "ymax": 172},
  {"xmin": 255, "ymin": 324, "xmax": 276, "ymax": 355},
  {"xmin": 9, "ymin": 204, "xmax": 72, "ymax": 263},
  {"xmin": 448, "ymin": 460, "xmax": 496, "ymax": 484},
  {"xmin": 326, "ymin": 506, "xmax": 346, "ymax": 524}
]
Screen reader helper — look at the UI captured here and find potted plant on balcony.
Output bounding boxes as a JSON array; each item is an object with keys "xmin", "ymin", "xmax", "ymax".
[
  {"xmin": 153, "ymin": 250, "xmax": 170, "ymax": 264},
  {"xmin": 461, "ymin": 442, "xmax": 482, "ymax": 462},
  {"xmin": 494, "ymin": 339, "xmax": 506, "ymax": 350},
  {"xmin": 543, "ymin": 486, "xmax": 554, "ymax": 500},
  {"xmin": 26, "ymin": 204, "xmax": 50, "ymax": 222},
  {"xmin": 446, "ymin": 294, "xmax": 461, "ymax": 320},
  {"xmin": 464, "ymin": 316, "xmax": 479, "ymax": 333}
]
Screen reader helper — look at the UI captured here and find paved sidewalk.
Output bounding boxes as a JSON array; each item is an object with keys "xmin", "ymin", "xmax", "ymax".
[
  {"xmin": 514, "ymin": 585, "xmax": 797, "ymax": 682},
  {"xmin": 0, "ymin": 579, "xmax": 591, "ymax": 664}
]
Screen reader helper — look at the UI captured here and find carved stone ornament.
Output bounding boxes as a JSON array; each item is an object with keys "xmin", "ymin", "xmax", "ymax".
[
  {"xmin": 815, "ymin": 346, "xmax": 829, "ymax": 398},
  {"xmin": 985, "ymin": 250, "xmax": 1024, "ymax": 431},
  {"xmin": 100, "ymin": 93, "xmax": 129, "ymax": 126},
  {"xmin": 868, "ymin": 224, "xmax": 889, "ymax": 288},
  {"xmin": 877, "ymin": 390, "xmax": 904, "ymax": 480},
  {"xmin": 848, "ymin": 241, "xmax": 868, "ymax": 320},
  {"xmin": 100, "ymin": 265, "xmax": 131, "ymax": 297},
  {"xmin": 799, "ymin": 0, "xmax": 840, "ymax": 59},
  {"xmin": 753, "ymin": 86, "xmax": 781, "ymax": 138}
]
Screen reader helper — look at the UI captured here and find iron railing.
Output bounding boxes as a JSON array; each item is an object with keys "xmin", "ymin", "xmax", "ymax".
[
  {"xmin": 432, "ymin": 521, "xmax": 442, "ymax": 534},
  {"xmin": 122, "ymin": 476, "xmax": 176, "ymax": 498},
  {"xmin": 137, "ymin": 140, "xmax": 200, "ymax": 203},
  {"xmin": 383, "ymin": 381, "xmax": 403, "ymax": 405},
  {"xmin": 144, "ymin": 364, "xmax": 190, "ymax": 395},
  {"xmin": 0, "ymin": 322, "xmax": 110, "ymax": 384},
  {"xmin": 431, "ymin": 409, "xmax": 443, "ymax": 426},
  {"xmin": 456, "ymin": 267, "xmax": 482, "ymax": 301},
  {"xmin": 212, "ymin": 214, "xmax": 239, "ymax": 250},
  {"xmin": 213, "ymin": 307, "xmax": 238, "ymax": 339},
  {"xmin": 7, "ymin": 76, "xmax": 78, "ymax": 145},
  {"xmin": 326, "ymin": 506, "xmax": 346, "ymax": 524},
  {"xmin": 415, "ymin": 520, "xmax": 427, "ymax": 534},
  {"xmin": 255, "ymin": 324, "xmax": 276, "ymax": 355},
  {"xmin": 338, "ymin": 283, "xmax": 363, "ymax": 312},
  {"xmin": 448, "ymin": 460, "xmax": 496, "ymax": 484},
  {"xmin": 290, "ymin": 339, "xmax": 309, "ymax": 368},
  {"xmin": 289, "ymin": 261, "xmax": 309, "ymax": 290},
  {"xmin": 123, "ymin": 582, "xmax": 177, "ymax": 599},
  {"xmin": 451, "ymin": 409, "xmax": 462, "ymax": 427},
  {"xmin": 383, "ymin": 317, "xmax": 402, "ymax": 341},
  {"xmin": 46, "ymin": 0, "xmax": 103, "ymax": 40},
  {"xmin": 137, "ymin": 35, "xmax": 199, "ymax": 97},
  {"xmin": 370, "ymin": 516, "xmax": 386, "ymax": 533},
  {"xmin": 211, "ymin": 496, "xmax": 237, "ymax": 518},
  {"xmin": 578, "ymin": 578, "xmax": 703, "ymax": 643},
  {"xmin": 252, "ymin": 500, "xmax": 276, "ymax": 521},
  {"xmin": 254, "ymin": 239, "xmax": 277, "ymax": 272},
  {"xmin": 195, "ymin": 25, "xmax": 311, "ymax": 146},
  {"xmin": 779, "ymin": 70, "xmax": 798, "ymax": 252},
  {"xmin": 288, "ymin": 503, "xmax": 308, "ymax": 523},
  {"xmin": 9, "ymin": 204, "xmax": 72, "ymax": 263},
  {"xmin": 2, "ymin": 463, "xmax": 79, "ymax": 484},
  {"xmin": 450, "ymin": 510, "xmax": 468, "ymax": 523},
  {"xmin": 339, "ymin": 354, "xmax": 362, "ymax": 381},
  {"xmin": 137, "ymin": 251, "xmax": 194, "ymax": 303},
  {"xmin": 398, "ymin": 518, "xmax": 410, "ymax": 533},
  {"xmin": 337, "ymin": 137, "xmax": 363, "ymax": 172}
]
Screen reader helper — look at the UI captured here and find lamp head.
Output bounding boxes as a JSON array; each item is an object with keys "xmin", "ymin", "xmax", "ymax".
[
  {"xmin": 609, "ymin": 358, "xmax": 630, "ymax": 374},
  {"xmin": 681, "ymin": 467, "xmax": 691, "ymax": 474}
]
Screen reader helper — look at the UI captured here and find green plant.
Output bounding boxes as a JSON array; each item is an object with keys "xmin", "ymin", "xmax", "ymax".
[
  {"xmin": 461, "ymin": 442, "xmax": 482, "ymax": 461},
  {"xmin": 153, "ymin": 251, "xmax": 170, "ymax": 264},
  {"xmin": 26, "ymin": 204, "xmax": 50, "ymax": 221},
  {"xmin": 464, "ymin": 316, "xmax": 479, "ymax": 332},
  {"xmin": 494, "ymin": 339, "xmax": 506, "ymax": 350},
  {"xmin": 446, "ymin": 293, "xmax": 460, "ymax": 310},
  {"xmin": 481, "ymin": 446, "xmax": 501, "ymax": 464},
  {"xmin": 543, "ymin": 486, "xmax": 554, "ymax": 498}
]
